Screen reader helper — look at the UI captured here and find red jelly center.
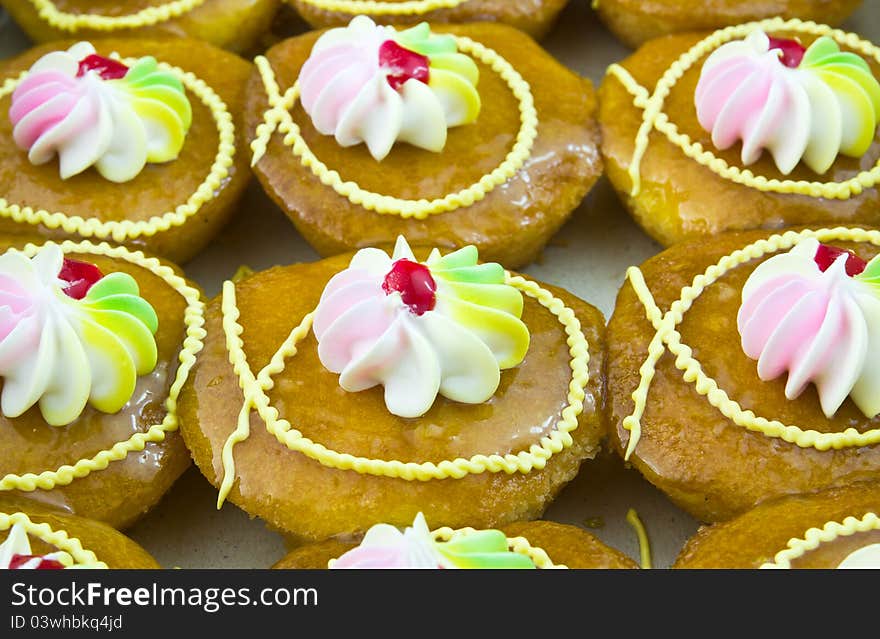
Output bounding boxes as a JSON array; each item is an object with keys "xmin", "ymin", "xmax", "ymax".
[
  {"xmin": 58, "ymin": 258, "xmax": 103, "ymax": 300},
  {"xmin": 814, "ymin": 244, "xmax": 867, "ymax": 276},
  {"xmin": 9, "ymin": 554, "xmax": 65, "ymax": 570},
  {"xmin": 379, "ymin": 40, "xmax": 430, "ymax": 91},
  {"xmin": 76, "ymin": 54, "xmax": 129, "ymax": 80},
  {"xmin": 768, "ymin": 36, "xmax": 807, "ymax": 68},
  {"xmin": 382, "ymin": 259, "xmax": 437, "ymax": 315}
]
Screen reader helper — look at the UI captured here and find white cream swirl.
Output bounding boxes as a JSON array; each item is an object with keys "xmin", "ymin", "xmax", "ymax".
[
  {"xmin": 9, "ymin": 42, "xmax": 191, "ymax": 183},
  {"xmin": 298, "ymin": 16, "xmax": 481, "ymax": 161},
  {"xmin": 0, "ymin": 522, "xmax": 65, "ymax": 569},
  {"xmin": 738, "ymin": 238, "xmax": 880, "ymax": 418},
  {"xmin": 0, "ymin": 245, "xmax": 158, "ymax": 426},
  {"xmin": 696, "ymin": 31, "xmax": 880, "ymax": 174},
  {"xmin": 313, "ymin": 237, "xmax": 529, "ymax": 418}
]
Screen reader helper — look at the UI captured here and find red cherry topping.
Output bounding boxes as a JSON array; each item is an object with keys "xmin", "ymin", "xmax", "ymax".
[
  {"xmin": 9, "ymin": 554, "xmax": 65, "ymax": 570},
  {"xmin": 814, "ymin": 244, "xmax": 867, "ymax": 277},
  {"xmin": 76, "ymin": 54, "xmax": 129, "ymax": 80},
  {"xmin": 58, "ymin": 258, "xmax": 103, "ymax": 300},
  {"xmin": 378, "ymin": 40, "xmax": 430, "ymax": 91},
  {"xmin": 767, "ymin": 36, "xmax": 807, "ymax": 68},
  {"xmin": 382, "ymin": 259, "xmax": 437, "ymax": 315}
]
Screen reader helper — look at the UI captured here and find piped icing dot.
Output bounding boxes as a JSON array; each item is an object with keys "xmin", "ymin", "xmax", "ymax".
[
  {"xmin": 58, "ymin": 258, "xmax": 103, "ymax": 300},
  {"xmin": 814, "ymin": 244, "xmax": 867, "ymax": 276},
  {"xmin": 695, "ymin": 30, "xmax": 880, "ymax": 175},
  {"xmin": 313, "ymin": 236, "xmax": 529, "ymax": 418},
  {"xmin": 9, "ymin": 41, "xmax": 192, "ymax": 183},
  {"xmin": 382, "ymin": 259, "xmax": 437, "ymax": 315},
  {"xmin": 738, "ymin": 237, "xmax": 880, "ymax": 418},
  {"xmin": 379, "ymin": 40, "xmax": 431, "ymax": 91},
  {"xmin": 297, "ymin": 16, "xmax": 481, "ymax": 161},
  {"xmin": 0, "ymin": 244, "xmax": 159, "ymax": 426},
  {"xmin": 767, "ymin": 36, "xmax": 806, "ymax": 68},
  {"xmin": 331, "ymin": 513, "xmax": 537, "ymax": 569},
  {"xmin": 76, "ymin": 54, "xmax": 129, "ymax": 80},
  {"xmin": 8, "ymin": 554, "xmax": 65, "ymax": 570}
]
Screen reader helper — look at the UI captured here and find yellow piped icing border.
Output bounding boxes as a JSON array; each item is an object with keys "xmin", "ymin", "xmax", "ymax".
[
  {"xmin": 0, "ymin": 55, "xmax": 235, "ymax": 243},
  {"xmin": 0, "ymin": 511, "xmax": 108, "ymax": 569},
  {"xmin": 0, "ymin": 240, "xmax": 205, "ymax": 493},
  {"xmin": 249, "ymin": 34, "xmax": 538, "ymax": 220},
  {"xmin": 215, "ymin": 272, "xmax": 589, "ymax": 505},
  {"xmin": 620, "ymin": 227, "xmax": 880, "ymax": 460},
  {"xmin": 297, "ymin": 0, "xmax": 466, "ymax": 14},
  {"xmin": 328, "ymin": 527, "xmax": 565, "ymax": 569},
  {"xmin": 27, "ymin": 0, "xmax": 205, "ymax": 31},
  {"xmin": 607, "ymin": 18, "xmax": 880, "ymax": 200},
  {"xmin": 761, "ymin": 512, "xmax": 880, "ymax": 569}
]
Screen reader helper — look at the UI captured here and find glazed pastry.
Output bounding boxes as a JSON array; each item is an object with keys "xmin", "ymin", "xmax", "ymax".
[
  {"xmin": 0, "ymin": 495, "xmax": 159, "ymax": 569},
  {"xmin": 0, "ymin": 235, "xmax": 203, "ymax": 529},
  {"xmin": 273, "ymin": 514, "xmax": 637, "ymax": 569},
  {"xmin": 674, "ymin": 482, "xmax": 880, "ymax": 568},
  {"xmin": 0, "ymin": 38, "xmax": 252, "ymax": 263},
  {"xmin": 607, "ymin": 226, "xmax": 880, "ymax": 523},
  {"xmin": 594, "ymin": 0, "xmax": 862, "ymax": 49},
  {"xmin": 287, "ymin": 0, "xmax": 569, "ymax": 40},
  {"xmin": 600, "ymin": 19, "xmax": 880, "ymax": 247},
  {"xmin": 178, "ymin": 237, "xmax": 607, "ymax": 542},
  {"xmin": 0, "ymin": 0, "xmax": 280, "ymax": 54},
  {"xmin": 246, "ymin": 17, "xmax": 601, "ymax": 269}
]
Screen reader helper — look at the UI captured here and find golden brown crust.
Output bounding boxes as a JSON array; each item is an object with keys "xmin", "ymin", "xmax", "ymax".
[
  {"xmin": 0, "ymin": 38, "xmax": 253, "ymax": 263},
  {"xmin": 272, "ymin": 520, "xmax": 638, "ymax": 569},
  {"xmin": 245, "ymin": 22, "xmax": 602, "ymax": 270},
  {"xmin": 596, "ymin": 0, "xmax": 862, "ymax": 48},
  {"xmin": 0, "ymin": 234, "xmax": 195, "ymax": 529},
  {"xmin": 0, "ymin": 495, "xmax": 160, "ymax": 568},
  {"xmin": 674, "ymin": 481, "xmax": 880, "ymax": 568},
  {"xmin": 1, "ymin": 0, "xmax": 280, "ymax": 54},
  {"xmin": 178, "ymin": 251, "xmax": 607, "ymax": 542},
  {"xmin": 288, "ymin": 0, "xmax": 570, "ymax": 40},
  {"xmin": 607, "ymin": 227, "xmax": 880, "ymax": 523},
  {"xmin": 599, "ymin": 30, "xmax": 880, "ymax": 247}
]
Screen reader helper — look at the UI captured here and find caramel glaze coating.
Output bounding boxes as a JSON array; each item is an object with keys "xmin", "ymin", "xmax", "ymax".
[
  {"xmin": 272, "ymin": 520, "xmax": 637, "ymax": 568},
  {"xmin": 674, "ymin": 481, "xmax": 880, "ymax": 568},
  {"xmin": 607, "ymin": 227, "xmax": 880, "ymax": 523},
  {"xmin": 0, "ymin": 38, "xmax": 253, "ymax": 264},
  {"xmin": 0, "ymin": 235, "xmax": 195, "ymax": 529},
  {"xmin": 178, "ymin": 251, "xmax": 607, "ymax": 543},
  {"xmin": 245, "ymin": 23, "xmax": 602, "ymax": 271},
  {"xmin": 0, "ymin": 495, "xmax": 160, "ymax": 569},
  {"xmin": 595, "ymin": 0, "xmax": 862, "ymax": 49},
  {"xmin": 288, "ymin": 0, "xmax": 570, "ymax": 40},
  {"xmin": 599, "ymin": 30, "xmax": 880, "ymax": 247},
  {"xmin": 1, "ymin": 0, "xmax": 280, "ymax": 54}
]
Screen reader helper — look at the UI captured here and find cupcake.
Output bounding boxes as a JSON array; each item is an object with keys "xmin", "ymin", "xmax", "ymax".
[
  {"xmin": 0, "ymin": 37, "xmax": 252, "ymax": 263},
  {"xmin": 1, "ymin": 0, "xmax": 280, "ymax": 54},
  {"xmin": 0, "ymin": 235, "xmax": 204, "ymax": 529},
  {"xmin": 595, "ymin": 0, "xmax": 862, "ymax": 49},
  {"xmin": 600, "ymin": 19, "xmax": 880, "ymax": 247},
  {"xmin": 287, "ymin": 0, "xmax": 569, "ymax": 40},
  {"xmin": 274, "ymin": 514, "xmax": 637, "ymax": 569},
  {"xmin": 178, "ymin": 237, "xmax": 607, "ymax": 542},
  {"xmin": 0, "ymin": 495, "xmax": 159, "ymax": 569},
  {"xmin": 607, "ymin": 226, "xmax": 880, "ymax": 523},
  {"xmin": 246, "ymin": 17, "xmax": 602, "ymax": 269},
  {"xmin": 675, "ymin": 481, "xmax": 880, "ymax": 568}
]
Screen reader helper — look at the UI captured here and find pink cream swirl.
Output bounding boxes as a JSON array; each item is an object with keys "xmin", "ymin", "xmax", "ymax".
[{"xmin": 737, "ymin": 238, "xmax": 880, "ymax": 418}]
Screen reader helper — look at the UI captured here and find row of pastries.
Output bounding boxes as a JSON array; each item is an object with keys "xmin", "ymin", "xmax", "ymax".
[{"xmin": 0, "ymin": 0, "xmax": 878, "ymax": 570}]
